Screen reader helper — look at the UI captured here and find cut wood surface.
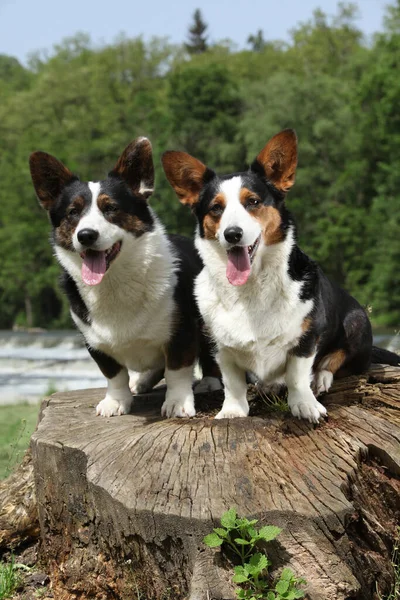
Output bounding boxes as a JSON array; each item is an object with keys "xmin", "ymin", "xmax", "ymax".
[{"xmin": 29, "ymin": 364, "xmax": 400, "ymax": 600}]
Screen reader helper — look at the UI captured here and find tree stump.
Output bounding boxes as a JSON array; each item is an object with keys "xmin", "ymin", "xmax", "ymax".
[
  {"xmin": 31, "ymin": 364, "xmax": 400, "ymax": 600},
  {"xmin": 0, "ymin": 448, "xmax": 39, "ymax": 551}
]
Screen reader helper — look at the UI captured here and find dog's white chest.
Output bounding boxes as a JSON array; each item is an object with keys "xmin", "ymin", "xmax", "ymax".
[
  {"xmin": 75, "ymin": 287, "xmax": 173, "ymax": 371},
  {"xmin": 196, "ymin": 264, "xmax": 313, "ymax": 382},
  {"xmin": 57, "ymin": 226, "xmax": 177, "ymax": 372}
]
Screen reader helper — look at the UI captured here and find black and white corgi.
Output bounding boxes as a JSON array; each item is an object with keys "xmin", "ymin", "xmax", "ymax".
[
  {"xmin": 29, "ymin": 137, "xmax": 220, "ymax": 419},
  {"xmin": 162, "ymin": 129, "xmax": 400, "ymax": 422}
]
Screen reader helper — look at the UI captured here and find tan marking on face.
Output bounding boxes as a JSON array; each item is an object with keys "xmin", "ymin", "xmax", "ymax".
[
  {"xmin": 239, "ymin": 188, "xmax": 261, "ymax": 207},
  {"xmin": 323, "ymin": 349, "xmax": 346, "ymax": 374},
  {"xmin": 55, "ymin": 196, "xmax": 86, "ymax": 250},
  {"xmin": 254, "ymin": 206, "xmax": 283, "ymax": 245},
  {"xmin": 97, "ymin": 193, "xmax": 117, "ymax": 213},
  {"xmin": 302, "ymin": 317, "xmax": 312, "ymax": 333},
  {"xmin": 239, "ymin": 188, "xmax": 283, "ymax": 245},
  {"xmin": 203, "ymin": 192, "xmax": 226, "ymax": 240},
  {"xmin": 97, "ymin": 193, "xmax": 149, "ymax": 236}
]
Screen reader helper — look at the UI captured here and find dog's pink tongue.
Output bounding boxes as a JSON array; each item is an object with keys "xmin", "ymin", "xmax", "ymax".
[
  {"xmin": 226, "ymin": 247, "xmax": 251, "ymax": 286},
  {"xmin": 82, "ymin": 251, "xmax": 106, "ymax": 286}
]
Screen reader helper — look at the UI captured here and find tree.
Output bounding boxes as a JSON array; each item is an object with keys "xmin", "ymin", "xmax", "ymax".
[
  {"xmin": 185, "ymin": 9, "xmax": 208, "ymax": 54},
  {"xmin": 247, "ymin": 29, "xmax": 267, "ymax": 52}
]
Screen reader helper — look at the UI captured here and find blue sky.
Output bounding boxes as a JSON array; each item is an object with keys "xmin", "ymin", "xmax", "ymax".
[{"xmin": 0, "ymin": 0, "xmax": 388, "ymax": 64}]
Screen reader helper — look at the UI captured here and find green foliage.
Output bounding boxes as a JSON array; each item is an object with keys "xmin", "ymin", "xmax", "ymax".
[
  {"xmin": 0, "ymin": 403, "xmax": 39, "ymax": 480},
  {"xmin": 0, "ymin": 2, "xmax": 400, "ymax": 328},
  {"xmin": 204, "ymin": 509, "xmax": 306, "ymax": 600},
  {"xmin": 0, "ymin": 556, "xmax": 23, "ymax": 599}
]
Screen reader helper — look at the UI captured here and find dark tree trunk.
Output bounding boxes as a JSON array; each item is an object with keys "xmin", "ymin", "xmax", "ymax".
[{"xmin": 21, "ymin": 364, "xmax": 400, "ymax": 598}]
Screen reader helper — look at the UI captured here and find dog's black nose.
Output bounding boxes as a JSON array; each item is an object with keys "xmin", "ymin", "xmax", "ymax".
[
  {"xmin": 224, "ymin": 226, "xmax": 243, "ymax": 244},
  {"xmin": 77, "ymin": 228, "xmax": 99, "ymax": 246}
]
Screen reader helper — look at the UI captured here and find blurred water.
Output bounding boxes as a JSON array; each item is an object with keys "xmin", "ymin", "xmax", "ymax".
[
  {"xmin": 0, "ymin": 329, "xmax": 398, "ymax": 406},
  {"xmin": 0, "ymin": 330, "xmax": 104, "ymax": 405}
]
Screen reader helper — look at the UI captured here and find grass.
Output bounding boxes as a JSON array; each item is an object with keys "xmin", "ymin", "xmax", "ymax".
[
  {"xmin": 0, "ymin": 403, "xmax": 40, "ymax": 480},
  {"xmin": 251, "ymin": 385, "xmax": 289, "ymax": 414},
  {"xmin": 0, "ymin": 556, "xmax": 23, "ymax": 599}
]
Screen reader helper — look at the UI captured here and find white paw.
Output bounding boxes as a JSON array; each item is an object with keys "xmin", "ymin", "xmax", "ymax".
[
  {"xmin": 161, "ymin": 393, "xmax": 196, "ymax": 418},
  {"xmin": 96, "ymin": 394, "xmax": 132, "ymax": 417},
  {"xmin": 314, "ymin": 369, "xmax": 333, "ymax": 396},
  {"xmin": 194, "ymin": 376, "xmax": 222, "ymax": 394},
  {"xmin": 215, "ymin": 401, "xmax": 249, "ymax": 419},
  {"xmin": 288, "ymin": 389, "xmax": 327, "ymax": 423},
  {"xmin": 129, "ymin": 371, "xmax": 141, "ymax": 394}
]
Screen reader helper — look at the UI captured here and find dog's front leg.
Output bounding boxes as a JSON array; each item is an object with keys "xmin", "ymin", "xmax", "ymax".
[
  {"xmin": 215, "ymin": 350, "xmax": 248, "ymax": 419},
  {"xmin": 162, "ymin": 365, "xmax": 196, "ymax": 418},
  {"xmin": 87, "ymin": 346, "xmax": 133, "ymax": 417},
  {"xmin": 286, "ymin": 354, "xmax": 327, "ymax": 423}
]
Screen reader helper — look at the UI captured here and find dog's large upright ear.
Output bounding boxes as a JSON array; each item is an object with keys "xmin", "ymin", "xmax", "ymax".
[
  {"xmin": 111, "ymin": 137, "xmax": 154, "ymax": 199},
  {"xmin": 29, "ymin": 152, "xmax": 76, "ymax": 211},
  {"xmin": 161, "ymin": 151, "xmax": 213, "ymax": 207},
  {"xmin": 251, "ymin": 129, "xmax": 298, "ymax": 193}
]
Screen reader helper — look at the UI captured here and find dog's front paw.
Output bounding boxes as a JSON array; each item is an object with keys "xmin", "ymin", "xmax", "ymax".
[
  {"xmin": 288, "ymin": 389, "xmax": 327, "ymax": 423},
  {"xmin": 96, "ymin": 394, "xmax": 132, "ymax": 417},
  {"xmin": 194, "ymin": 376, "xmax": 222, "ymax": 394},
  {"xmin": 161, "ymin": 393, "xmax": 196, "ymax": 418},
  {"xmin": 215, "ymin": 399, "xmax": 249, "ymax": 419},
  {"xmin": 314, "ymin": 369, "xmax": 334, "ymax": 396}
]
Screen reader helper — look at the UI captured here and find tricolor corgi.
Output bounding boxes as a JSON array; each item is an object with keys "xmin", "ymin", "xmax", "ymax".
[
  {"xmin": 29, "ymin": 138, "xmax": 220, "ymax": 419},
  {"xmin": 162, "ymin": 129, "xmax": 400, "ymax": 422}
]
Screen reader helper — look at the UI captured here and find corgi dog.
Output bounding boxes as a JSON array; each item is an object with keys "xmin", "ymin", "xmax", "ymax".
[
  {"xmin": 162, "ymin": 129, "xmax": 400, "ymax": 422},
  {"xmin": 29, "ymin": 138, "xmax": 220, "ymax": 419}
]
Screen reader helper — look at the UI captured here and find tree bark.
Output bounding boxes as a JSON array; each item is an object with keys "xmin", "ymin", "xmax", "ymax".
[
  {"xmin": 30, "ymin": 364, "xmax": 400, "ymax": 600},
  {"xmin": 0, "ymin": 448, "xmax": 39, "ymax": 552}
]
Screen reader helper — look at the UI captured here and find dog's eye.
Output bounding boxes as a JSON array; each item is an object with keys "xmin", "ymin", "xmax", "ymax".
[
  {"xmin": 104, "ymin": 205, "xmax": 118, "ymax": 215},
  {"xmin": 68, "ymin": 207, "xmax": 79, "ymax": 218},
  {"xmin": 247, "ymin": 197, "xmax": 260, "ymax": 207},
  {"xmin": 210, "ymin": 203, "xmax": 223, "ymax": 216}
]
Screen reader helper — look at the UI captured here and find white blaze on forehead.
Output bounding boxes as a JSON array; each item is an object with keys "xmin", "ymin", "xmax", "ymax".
[
  {"xmin": 218, "ymin": 176, "xmax": 261, "ymax": 247},
  {"xmin": 88, "ymin": 181, "xmax": 101, "ymax": 202},
  {"xmin": 73, "ymin": 181, "xmax": 122, "ymax": 252}
]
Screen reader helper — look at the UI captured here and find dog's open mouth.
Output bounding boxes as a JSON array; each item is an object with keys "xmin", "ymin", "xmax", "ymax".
[
  {"xmin": 226, "ymin": 235, "xmax": 261, "ymax": 286},
  {"xmin": 80, "ymin": 242, "xmax": 122, "ymax": 286}
]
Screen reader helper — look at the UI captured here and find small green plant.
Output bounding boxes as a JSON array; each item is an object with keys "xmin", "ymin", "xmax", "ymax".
[
  {"xmin": 0, "ymin": 555, "xmax": 25, "ymax": 599},
  {"xmin": 204, "ymin": 509, "xmax": 306, "ymax": 600}
]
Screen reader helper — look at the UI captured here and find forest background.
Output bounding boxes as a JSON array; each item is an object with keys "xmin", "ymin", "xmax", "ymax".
[{"xmin": 0, "ymin": 2, "xmax": 399, "ymax": 330}]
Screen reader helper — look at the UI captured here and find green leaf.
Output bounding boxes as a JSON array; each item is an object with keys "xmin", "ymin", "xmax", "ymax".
[
  {"xmin": 294, "ymin": 591, "xmax": 305, "ymax": 598},
  {"xmin": 203, "ymin": 533, "xmax": 223, "ymax": 547},
  {"xmin": 275, "ymin": 580, "xmax": 289, "ymax": 594},
  {"xmin": 258, "ymin": 525, "xmax": 282, "ymax": 541},
  {"xmin": 234, "ymin": 538, "xmax": 251, "ymax": 545},
  {"xmin": 213, "ymin": 527, "xmax": 228, "ymax": 538},
  {"xmin": 220, "ymin": 508, "xmax": 237, "ymax": 529},
  {"xmin": 284, "ymin": 592, "xmax": 296, "ymax": 600},
  {"xmin": 236, "ymin": 590, "xmax": 247, "ymax": 599},
  {"xmin": 267, "ymin": 593, "xmax": 276, "ymax": 600},
  {"xmin": 249, "ymin": 553, "xmax": 268, "ymax": 571},
  {"xmin": 280, "ymin": 567, "xmax": 294, "ymax": 581},
  {"xmin": 233, "ymin": 573, "xmax": 249, "ymax": 583}
]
